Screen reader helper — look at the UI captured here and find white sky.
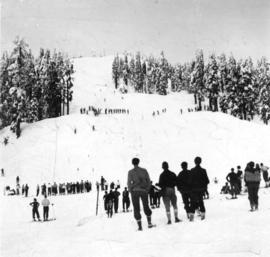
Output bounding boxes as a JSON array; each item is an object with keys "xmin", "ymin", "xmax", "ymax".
[{"xmin": 1, "ymin": 0, "xmax": 270, "ymax": 62}]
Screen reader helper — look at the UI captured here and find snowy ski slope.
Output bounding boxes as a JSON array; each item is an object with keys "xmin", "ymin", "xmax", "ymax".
[{"xmin": 1, "ymin": 56, "xmax": 270, "ymax": 257}]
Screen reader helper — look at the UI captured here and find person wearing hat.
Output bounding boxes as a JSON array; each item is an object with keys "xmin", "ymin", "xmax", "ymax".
[
  {"xmin": 189, "ymin": 157, "xmax": 209, "ymax": 221},
  {"xmin": 158, "ymin": 161, "xmax": 181, "ymax": 224},
  {"xmin": 29, "ymin": 198, "xmax": 41, "ymax": 221},
  {"xmin": 127, "ymin": 158, "xmax": 154, "ymax": 231}
]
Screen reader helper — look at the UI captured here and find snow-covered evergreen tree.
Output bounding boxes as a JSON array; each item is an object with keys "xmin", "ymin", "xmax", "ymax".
[
  {"xmin": 256, "ymin": 57, "xmax": 270, "ymax": 124},
  {"xmin": 112, "ymin": 55, "xmax": 120, "ymax": 89},
  {"xmin": 190, "ymin": 50, "xmax": 205, "ymax": 110},
  {"xmin": 204, "ymin": 54, "xmax": 219, "ymax": 111}
]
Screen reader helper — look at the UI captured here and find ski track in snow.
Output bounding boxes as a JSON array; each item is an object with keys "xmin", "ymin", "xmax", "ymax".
[{"xmin": 1, "ymin": 56, "xmax": 270, "ymax": 257}]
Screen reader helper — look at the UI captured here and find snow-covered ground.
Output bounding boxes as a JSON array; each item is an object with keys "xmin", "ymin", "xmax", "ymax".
[{"xmin": 1, "ymin": 56, "xmax": 270, "ymax": 257}]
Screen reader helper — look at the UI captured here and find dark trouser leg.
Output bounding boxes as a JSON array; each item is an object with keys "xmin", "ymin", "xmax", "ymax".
[
  {"xmin": 141, "ymin": 192, "xmax": 152, "ymax": 218},
  {"xmin": 181, "ymin": 193, "xmax": 190, "ymax": 213},
  {"xmin": 190, "ymin": 192, "xmax": 204, "ymax": 213},
  {"xmin": 197, "ymin": 193, "xmax": 205, "ymax": 213},
  {"xmin": 131, "ymin": 192, "xmax": 141, "ymax": 221},
  {"xmin": 253, "ymin": 185, "xmax": 259, "ymax": 206},
  {"xmin": 247, "ymin": 186, "xmax": 254, "ymax": 206}
]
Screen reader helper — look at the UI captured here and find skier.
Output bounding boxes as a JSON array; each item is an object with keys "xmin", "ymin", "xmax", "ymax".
[
  {"xmin": 260, "ymin": 163, "xmax": 269, "ymax": 188},
  {"xmin": 1, "ymin": 168, "xmax": 4, "ymax": 177},
  {"xmin": 177, "ymin": 161, "xmax": 192, "ymax": 219},
  {"xmin": 127, "ymin": 158, "xmax": 154, "ymax": 231},
  {"xmin": 158, "ymin": 161, "xmax": 181, "ymax": 224},
  {"xmin": 113, "ymin": 188, "xmax": 120, "ymax": 213},
  {"xmin": 29, "ymin": 198, "xmax": 41, "ymax": 221},
  {"xmin": 16, "ymin": 176, "xmax": 20, "ymax": 185},
  {"xmin": 103, "ymin": 191, "xmax": 108, "ymax": 211},
  {"xmin": 244, "ymin": 161, "xmax": 261, "ymax": 211},
  {"xmin": 122, "ymin": 187, "xmax": 130, "ymax": 212},
  {"xmin": 226, "ymin": 168, "xmax": 239, "ymax": 199},
  {"xmin": 189, "ymin": 157, "xmax": 209, "ymax": 221},
  {"xmin": 100, "ymin": 176, "xmax": 105, "ymax": 191},
  {"xmin": 24, "ymin": 184, "xmax": 29, "ymax": 197},
  {"xmin": 36, "ymin": 184, "xmax": 40, "ymax": 196},
  {"xmin": 105, "ymin": 190, "xmax": 115, "ymax": 218},
  {"xmin": 41, "ymin": 195, "xmax": 50, "ymax": 221},
  {"xmin": 236, "ymin": 166, "xmax": 243, "ymax": 193}
]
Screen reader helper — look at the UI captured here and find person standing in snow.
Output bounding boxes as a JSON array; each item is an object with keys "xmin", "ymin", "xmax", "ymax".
[
  {"xmin": 41, "ymin": 195, "xmax": 50, "ymax": 221},
  {"xmin": 226, "ymin": 168, "xmax": 239, "ymax": 198},
  {"xmin": 24, "ymin": 184, "xmax": 29, "ymax": 197},
  {"xmin": 244, "ymin": 162, "xmax": 261, "ymax": 211},
  {"xmin": 122, "ymin": 187, "xmax": 130, "ymax": 212},
  {"xmin": 127, "ymin": 158, "xmax": 154, "ymax": 231},
  {"xmin": 29, "ymin": 198, "xmax": 41, "ymax": 221},
  {"xmin": 260, "ymin": 163, "xmax": 269, "ymax": 188},
  {"xmin": 236, "ymin": 166, "xmax": 243, "ymax": 193},
  {"xmin": 189, "ymin": 157, "xmax": 209, "ymax": 221},
  {"xmin": 113, "ymin": 188, "xmax": 120, "ymax": 213},
  {"xmin": 158, "ymin": 162, "xmax": 181, "ymax": 224},
  {"xmin": 105, "ymin": 190, "xmax": 115, "ymax": 218},
  {"xmin": 177, "ymin": 161, "xmax": 192, "ymax": 219}
]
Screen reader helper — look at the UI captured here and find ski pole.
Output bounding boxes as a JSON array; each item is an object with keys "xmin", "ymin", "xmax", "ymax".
[{"xmin": 96, "ymin": 185, "xmax": 99, "ymax": 216}]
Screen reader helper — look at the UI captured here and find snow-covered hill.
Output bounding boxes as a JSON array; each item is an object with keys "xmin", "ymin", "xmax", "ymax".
[{"xmin": 1, "ymin": 56, "xmax": 270, "ymax": 257}]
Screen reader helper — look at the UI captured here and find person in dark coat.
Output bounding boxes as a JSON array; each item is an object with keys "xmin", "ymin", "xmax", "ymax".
[
  {"xmin": 122, "ymin": 187, "xmax": 130, "ymax": 212},
  {"xmin": 105, "ymin": 190, "xmax": 115, "ymax": 218},
  {"xmin": 177, "ymin": 161, "xmax": 192, "ymax": 219},
  {"xmin": 103, "ymin": 191, "xmax": 108, "ymax": 211},
  {"xmin": 236, "ymin": 166, "xmax": 243, "ymax": 193},
  {"xmin": 36, "ymin": 184, "xmax": 40, "ymax": 196},
  {"xmin": 226, "ymin": 168, "xmax": 239, "ymax": 199},
  {"xmin": 24, "ymin": 184, "xmax": 29, "ymax": 197},
  {"xmin": 114, "ymin": 188, "xmax": 120, "ymax": 213},
  {"xmin": 158, "ymin": 161, "xmax": 181, "ymax": 224},
  {"xmin": 244, "ymin": 162, "xmax": 261, "ymax": 211},
  {"xmin": 189, "ymin": 157, "xmax": 209, "ymax": 221},
  {"xmin": 29, "ymin": 198, "xmax": 41, "ymax": 221}
]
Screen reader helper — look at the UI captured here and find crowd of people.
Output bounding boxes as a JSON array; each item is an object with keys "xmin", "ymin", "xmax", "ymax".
[
  {"xmin": 80, "ymin": 106, "xmax": 130, "ymax": 116},
  {"xmin": 221, "ymin": 162, "xmax": 269, "ymax": 211}
]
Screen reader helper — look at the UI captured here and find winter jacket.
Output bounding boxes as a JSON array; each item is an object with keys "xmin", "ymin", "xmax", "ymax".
[
  {"xmin": 226, "ymin": 172, "xmax": 239, "ymax": 184},
  {"xmin": 189, "ymin": 165, "xmax": 209, "ymax": 192},
  {"xmin": 127, "ymin": 166, "xmax": 151, "ymax": 192},
  {"xmin": 158, "ymin": 170, "xmax": 177, "ymax": 190},
  {"xmin": 41, "ymin": 198, "xmax": 50, "ymax": 207},
  {"xmin": 177, "ymin": 169, "xmax": 191, "ymax": 193},
  {"xmin": 30, "ymin": 201, "xmax": 39, "ymax": 210},
  {"xmin": 244, "ymin": 168, "xmax": 261, "ymax": 183}
]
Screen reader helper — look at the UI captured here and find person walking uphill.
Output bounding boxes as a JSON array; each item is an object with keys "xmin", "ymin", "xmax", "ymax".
[
  {"xmin": 127, "ymin": 158, "xmax": 154, "ymax": 231},
  {"xmin": 158, "ymin": 161, "xmax": 181, "ymax": 224},
  {"xmin": 189, "ymin": 157, "xmax": 209, "ymax": 221},
  {"xmin": 244, "ymin": 162, "xmax": 261, "ymax": 211}
]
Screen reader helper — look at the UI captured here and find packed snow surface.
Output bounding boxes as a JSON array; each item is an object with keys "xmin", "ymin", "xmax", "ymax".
[{"xmin": 1, "ymin": 56, "xmax": 270, "ymax": 257}]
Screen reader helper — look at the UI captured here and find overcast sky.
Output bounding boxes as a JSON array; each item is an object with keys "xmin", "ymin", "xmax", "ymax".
[{"xmin": 1, "ymin": 0, "xmax": 270, "ymax": 63}]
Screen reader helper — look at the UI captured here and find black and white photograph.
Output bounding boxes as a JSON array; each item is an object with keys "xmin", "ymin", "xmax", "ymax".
[{"xmin": 1, "ymin": 0, "xmax": 270, "ymax": 256}]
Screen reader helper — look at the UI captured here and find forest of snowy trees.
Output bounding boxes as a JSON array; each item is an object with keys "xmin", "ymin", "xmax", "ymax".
[
  {"xmin": 112, "ymin": 51, "xmax": 270, "ymax": 124},
  {"xmin": 0, "ymin": 38, "xmax": 74, "ymax": 135}
]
